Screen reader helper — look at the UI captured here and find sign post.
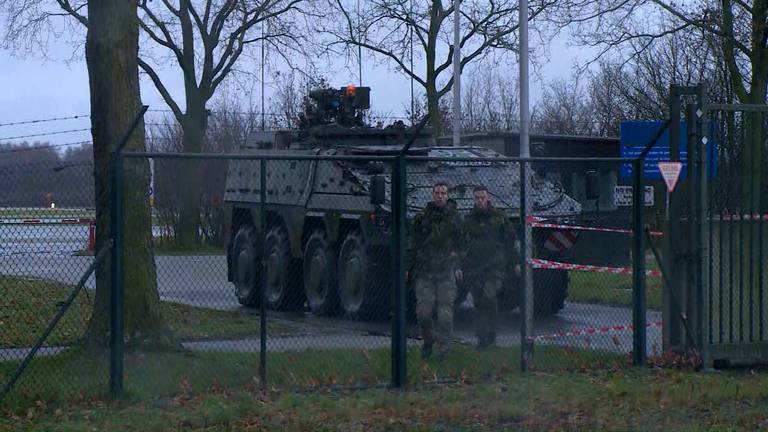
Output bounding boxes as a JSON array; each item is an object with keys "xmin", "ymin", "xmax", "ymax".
[
  {"xmin": 658, "ymin": 161, "xmax": 683, "ymax": 220},
  {"xmin": 658, "ymin": 161, "xmax": 683, "ymax": 191}
]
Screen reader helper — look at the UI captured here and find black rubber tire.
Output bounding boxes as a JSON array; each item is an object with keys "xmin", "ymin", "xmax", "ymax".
[
  {"xmin": 337, "ymin": 230, "xmax": 388, "ymax": 320},
  {"xmin": 232, "ymin": 225, "xmax": 261, "ymax": 307},
  {"xmin": 533, "ymin": 268, "xmax": 569, "ymax": 316},
  {"xmin": 303, "ymin": 230, "xmax": 339, "ymax": 316},
  {"xmin": 264, "ymin": 226, "xmax": 305, "ymax": 311}
]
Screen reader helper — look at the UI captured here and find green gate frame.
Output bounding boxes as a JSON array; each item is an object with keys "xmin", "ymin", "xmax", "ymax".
[{"xmin": 666, "ymin": 85, "xmax": 768, "ymax": 367}]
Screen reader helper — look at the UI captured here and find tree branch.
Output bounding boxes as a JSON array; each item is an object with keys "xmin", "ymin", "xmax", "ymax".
[
  {"xmin": 160, "ymin": 0, "xmax": 181, "ymax": 17},
  {"xmin": 210, "ymin": 38, "xmax": 245, "ymax": 96},
  {"xmin": 55, "ymin": 0, "xmax": 88, "ymax": 27},
  {"xmin": 188, "ymin": 1, "xmax": 207, "ymax": 36},
  {"xmin": 138, "ymin": 58, "xmax": 184, "ymax": 120},
  {"xmin": 179, "ymin": 0, "xmax": 198, "ymax": 88},
  {"xmin": 332, "ymin": 0, "xmax": 426, "ymax": 87},
  {"xmin": 210, "ymin": 0, "xmax": 239, "ymax": 42},
  {"xmin": 138, "ymin": 2, "xmax": 184, "ymax": 63}
]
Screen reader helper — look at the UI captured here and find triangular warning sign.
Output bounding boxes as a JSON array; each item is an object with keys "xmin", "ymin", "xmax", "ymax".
[{"xmin": 658, "ymin": 161, "xmax": 683, "ymax": 191}]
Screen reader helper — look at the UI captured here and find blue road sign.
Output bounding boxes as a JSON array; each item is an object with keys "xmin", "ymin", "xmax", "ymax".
[{"xmin": 619, "ymin": 120, "xmax": 717, "ymax": 180}]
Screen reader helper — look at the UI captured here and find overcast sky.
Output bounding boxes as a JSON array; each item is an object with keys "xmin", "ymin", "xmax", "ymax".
[{"xmin": 0, "ymin": 24, "xmax": 586, "ymax": 151}]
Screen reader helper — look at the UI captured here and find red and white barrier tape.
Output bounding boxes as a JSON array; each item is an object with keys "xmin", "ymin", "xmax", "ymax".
[
  {"xmin": 530, "ymin": 258, "xmax": 662, "ymax": 278},
  {"xmin": 527, "ymin": 216, "xmax": 664, "ymax": 237},
  {"xmin": 0, "ymin": 218, "xmax": 94, "ymax": 225},
  {"xmin": 528, "ymin": 213, "xmax": 768, "ymax": 236},
  {"xmin": 528, "ymin": 320, "xmax": 663, "ymax": 342},
  {"xmin": 715, "ymin": 214, "xmax": 768, "ymax": 221}
]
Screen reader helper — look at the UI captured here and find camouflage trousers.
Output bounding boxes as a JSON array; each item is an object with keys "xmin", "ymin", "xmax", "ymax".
[
  {"xmin": 414, "ymin": 271, "xmax": 457, "ymax": 353},
  {"xmin": 467, "ymin": 276, "xmax": 502, "ymax": 347}
]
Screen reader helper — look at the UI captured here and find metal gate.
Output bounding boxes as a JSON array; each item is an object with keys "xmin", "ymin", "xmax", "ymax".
[{"xmin": 665, "ymin": 85, "xmax": 768, "ymax": 366}]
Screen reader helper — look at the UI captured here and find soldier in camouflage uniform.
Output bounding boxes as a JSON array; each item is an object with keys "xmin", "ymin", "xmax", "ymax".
[
  {"xmin": 411, "ymin": 182, "xmax": 464, "ymax": 359},
  {"xmin": 463, "ymin": 186, "xmax": 520, "ymax": 349}
]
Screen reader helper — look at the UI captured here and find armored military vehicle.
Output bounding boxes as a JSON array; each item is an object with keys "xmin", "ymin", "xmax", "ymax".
[{"xmin": 223, "ymin": 85, "xmax": 581, "ymax": 319}]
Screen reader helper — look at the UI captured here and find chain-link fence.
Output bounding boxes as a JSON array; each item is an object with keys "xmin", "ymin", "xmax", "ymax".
[
  {"xmin": 0, "ymin": 159, "xmax": 108, "ymax": 409},
  {"xmin": 702, "ymin": 107, "xmax": 768, "ymax": 363},
  {"xmin": 523, "ymin": 159, "xmax": 661, "ymax": 369},
  {"xmin": 1, "ymin": 146, "xmax": 653, "ymax": 409}
]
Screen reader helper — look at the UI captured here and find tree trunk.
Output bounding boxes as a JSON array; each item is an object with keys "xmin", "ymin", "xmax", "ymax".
[
  {"xmin": 426, "ymin": 82, "xmax": 442, "ymax": 137},
  {"xmin": 176, "ymin": 88, "xmax": 207, "ymax": 247},
  {"xmin": 741, "ymin": 80, "xmax": 765, "ymax": 214},
  {"xmin": 425, "ymin": 2, "xmax": 442, "ymax": 137},
  {"xmin": 84, "ymin": 0, "xmax": 170, "ymax": 347}
]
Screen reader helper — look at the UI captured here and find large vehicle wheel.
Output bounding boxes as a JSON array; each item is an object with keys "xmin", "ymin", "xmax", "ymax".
[
  {"xmin": 232, "ymin": 225, "xmax": 261, "ymax": 307},
  {"xmin": 533, "ymin": 268, "xmax": 569, "ymax": 316},
  {"xmin": 264, "ymin": 226, "xmax": 305, "ymax": 311},
  {"xmin": 338, "ymin": 230, "xmax": 387, "ymax": 320},
  {"xmin": 303, "ymin": 230, "xmax": 339, "ymax": 316}
]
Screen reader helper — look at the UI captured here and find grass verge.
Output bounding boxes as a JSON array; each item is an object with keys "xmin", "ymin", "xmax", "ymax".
[
  {"xmin": 152, "ymin": 237, "xmax": 225, "ymax": 256},
  {"xmin": 569, "ymin": 271, "xmax": 663, "ymax": 310},
  {"xmin": 0, "ymin": 276, "xmax": 294, "ymax": 347},
  {"xmin": 567, "ymin": 257, "xmax": 663, "ymax": 310},
  {"xmin": 0, "ymin": 208, "xmax": 94, "ymax": 219},
  {"xmin": 0, "ymin": 343, "xmax": 623, "ymax": 413},
  {"xmin": 2, "ymin": 351, "xmax": 767, "ymax": 431},
  {"xmin": 74, "ymin": 238, "xmax": 225, "ymax": 256}
]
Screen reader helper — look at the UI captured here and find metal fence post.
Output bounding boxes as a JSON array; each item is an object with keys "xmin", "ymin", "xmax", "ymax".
[
  {"xmin": 391, "ymin": 156, "xmax": 407, "ymax": 388},
  {"xmin": 664, "ymin": 87, "xmax": 683, "ymax": 351},
  {"xmin": 110, "ymin": 151, "xmax": 125, "ymax": 395},
  {"xmin": 632, "ymin": 157, "xmax": 647, "ymax": 365},
  {"xmin": 520, "ymin": 160, "xmax": 534, "ymax": 371},
  {"xmin": 260, "ymin": 157, "xmax": 268, "ymax": 389},
  {"xmin": 694, "ymin": 86, "xmax": 708, "ymax": 357},
  {"xmin": 106, "ymin": 105, "xmax": 147, "ymax": 397}
]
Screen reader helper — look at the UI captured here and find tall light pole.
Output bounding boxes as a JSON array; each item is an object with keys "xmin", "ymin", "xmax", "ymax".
[
  {"xmin": 358, "ymin": 0, "xmax": 363, "ymax": 86},
  {"xmin": 519, "ymin": 0, "xmax": 530, "ymax": 158},
  {"xmin": 410, "ymin": 0, "xmax": 415, "ymax": 125},
  {"xmin": 261, "ymin": 21, "xmax": 266, "ymax": 131},
  {"xmin": 452, "ymin": 0, "xmax": 461, "ymax": 146},
  {"xmin": 519, "ymin": 0, "xmax": 534, "ymax": 370}
]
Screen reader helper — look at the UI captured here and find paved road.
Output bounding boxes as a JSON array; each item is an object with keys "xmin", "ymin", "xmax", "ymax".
[
  {"xmin": 0, "ymin": 254, "xmax": 238, "ymax": 310},
  {"xmin": 1, "ymin": 303, "xmax": 661, "ymax": 361},
  {"xmin": 0, "ymin": 253, "xmax": 661, "ymax": 358}
]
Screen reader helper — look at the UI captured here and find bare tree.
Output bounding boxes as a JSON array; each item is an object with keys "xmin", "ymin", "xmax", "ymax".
[
  {"xmin": 149, "ymin": 91, "xmax": 254, "ymax": 248},
  {"xmin": 565, "ymin": 0, "xmax": 767, "ymax": 210},
  {"xmin": 0, "ymin": 0, "xmax": 314, "ymax": 245},
  {"xmin": 582, "ymin": 26, "xmax": 731, "ymax": 136},
  {"xmin": 269, "ymin": 69, "xmax": 313, "ymax": 129},
  {"xmin": 585, "ymin": 62, "xmax": 632, "ymax": 137},
  {"xmin": 325, "ymin": 0, "xmax": 556, "ymax": 136},
  {"xmin": 135, "ymin": 0, "xmax": 311, "ymax": 246},
  {"xmin": 532, "ymin": 77, "xmax": 596, "ymax": 135},
  {"xmin": 404, "ymin": 90, "xmax": 452, "ymax": 133},
  {"xmin": 462, "ymin": 64, "xmax": 519, "ymax": 132}
]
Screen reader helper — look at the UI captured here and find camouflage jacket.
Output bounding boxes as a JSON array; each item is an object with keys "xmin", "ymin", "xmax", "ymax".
[
  {"xmin": 462, "ymin": 203, "xmax": 518, "ymax": 276},
  {"xmin": 410, "ymin": 201, "xmax": 463, "ymax": 274}
]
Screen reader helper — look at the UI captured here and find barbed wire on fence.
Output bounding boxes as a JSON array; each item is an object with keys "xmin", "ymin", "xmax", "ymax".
[
  {"xmin": 146, "ymin": 108, "xmax": 411, "ymax": 120},
  {"xmin": 0, "ymin": 128, "xmax": 92, "ymax": 142},
  {"xmin": 0, "ymin": 114, "xmax": 90, "ymax": 128},
  {"xmin": 0, "ymin": 159, "xmax": 93, "ymax": 171}
]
